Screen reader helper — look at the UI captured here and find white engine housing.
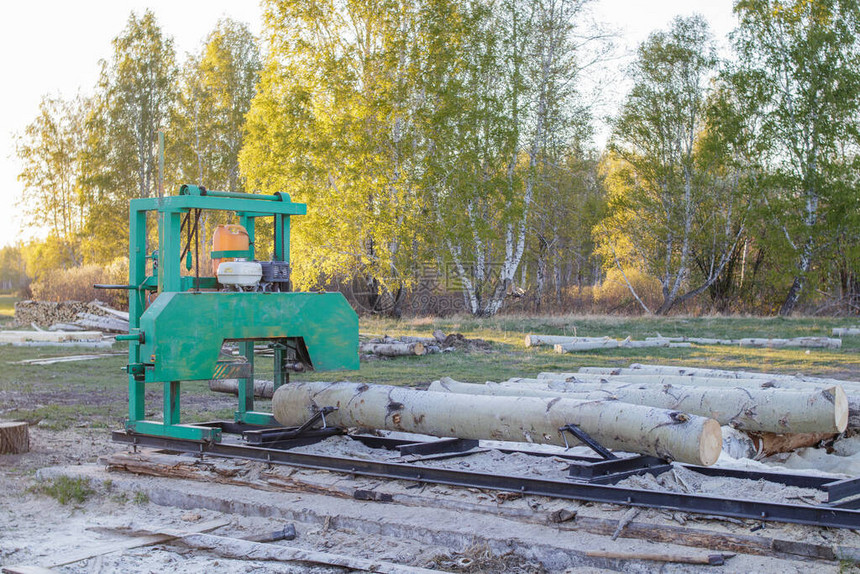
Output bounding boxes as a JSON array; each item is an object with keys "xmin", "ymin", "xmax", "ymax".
[{"xmin": 217, "ymin": 260, "xmax": 263, "ymax": 287}]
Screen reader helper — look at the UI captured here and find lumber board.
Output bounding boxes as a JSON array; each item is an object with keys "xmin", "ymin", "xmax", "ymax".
[
  {"xmin": 0, "ymin": 331, "xmax": 103, "ymax": 344},
  {"xmin": 3, "ymin": 519, "xmax": 228, "ymax": 570},
  {"xmin": 172, "ymin": 531, "xmax": 441, "ymax": 573}
]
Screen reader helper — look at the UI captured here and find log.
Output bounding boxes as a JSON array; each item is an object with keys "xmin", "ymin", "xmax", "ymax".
[
  {"xmin": 398, "ymin": 336, "xmax": 437, "ymax": 344},
  {"xmin": 621, "ymin": 339, "xmax": 669, "ymax": 348},
  {"xmin": 554, "ymin": 340, "xmax": 620, "ymax": 353},
  {"xmin": 750, "ymin": 432, "xmax": 837, "ymax": 457},
  {"xmin": 360, "ymin": 342, "xmax": 425, "ymax": 356},
  {"xmin": 272, "ymin": 381, "xmax": 722, "ymax": 465},
  {"xmin": 739, "ymin": 337, "xmax": 841, "ymax": 349},
  {"xmin": 430, "ymin": 378, "xmax": 848, "ymax": 434},
  {"xmin": 579, "ymin": 364, "xmax": 852, "ymax": 386},
  {"xmin": 538, "ymin": 372, "xmax": 860, "ymax": 429},
  {"xmin": 0, "ymin": 422, "xmax": 29, "ymax": 454},
  {"xmin": 209, "ymin": 378, "xmax": 275, "ymax": 399},
  {"xmin": 524, "ymin": 334, "xmax": 609, "ymax": 347},
  {"xmin": 833, "ymin": 327, "xmax": 860, "ymax": 336}
]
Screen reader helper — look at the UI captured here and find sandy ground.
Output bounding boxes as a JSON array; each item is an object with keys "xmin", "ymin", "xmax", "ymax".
[{"xmin": 2, "ymin": 426, "xmax": 860, "ymax": 573}]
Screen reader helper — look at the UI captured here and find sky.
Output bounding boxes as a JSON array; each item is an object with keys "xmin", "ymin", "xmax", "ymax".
[{"xmin": 0, "ymin": 0, "xmax": 737, "ymax": 249}]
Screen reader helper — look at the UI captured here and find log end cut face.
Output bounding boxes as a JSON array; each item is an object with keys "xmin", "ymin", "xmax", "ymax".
[
  {"xmin": 830, "ymin": 386, "xmax": 849, "ymax": 433},
  {"xmin": 698, "ymin": 418, "xmax": 722, "ymax": 467}
]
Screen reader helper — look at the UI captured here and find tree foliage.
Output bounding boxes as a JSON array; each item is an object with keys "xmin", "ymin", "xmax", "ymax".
[
  {"xmin": 732, "ymin": 0, "xmax": 860, "ymax": 315},
  {"xmin": 597, "ymin": 16, "xmax": 748, "ymax": 314}
]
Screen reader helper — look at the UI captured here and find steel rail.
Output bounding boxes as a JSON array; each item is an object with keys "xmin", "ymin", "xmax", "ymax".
[{"xmin": 112, "ymin": 431, "xmax": 860, "ymax": 530}]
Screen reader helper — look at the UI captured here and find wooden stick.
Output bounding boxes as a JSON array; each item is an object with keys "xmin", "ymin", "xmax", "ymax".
[
  {"xmin": 172, "ymin": 531, "xmax": 441, "ymax": 573},
  {"xmin": 583, "ymin": 549, "xmax": 732, "ymax": 565}
]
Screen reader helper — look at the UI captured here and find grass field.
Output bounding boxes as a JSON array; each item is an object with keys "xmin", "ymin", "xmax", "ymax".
[
  {"xmin": 1, "ymin": 313, "xmax": 860, "ymax": 430},
  {"xmin": 0, "ymin": 294, "xmax": 18, "ymax": 319}
]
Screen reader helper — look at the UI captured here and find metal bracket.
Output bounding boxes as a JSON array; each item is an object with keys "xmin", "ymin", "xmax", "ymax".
[
  {"xmin": 306, "ymin": 406, "xmax": 337, "ymax": 432},
  {"xmin": 559, "ymin": 423, "xmax": 617, "ymax": 460}
]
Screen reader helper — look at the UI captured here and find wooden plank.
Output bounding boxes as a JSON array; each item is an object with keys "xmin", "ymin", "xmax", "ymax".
[
  {"xmin": 0, "ymin": 331, "xmax": 103, "ymax": 344},
  {"xmin": 3, "ymin": 519, "xmax": 228, "ymax": 571},
  {"xmin": 14, "ymin": 354, "xmax": 123, "ymax": 366},
  {"xmin": 171, "ymin": 531, "xmax": 443, "ymax": 573},
  {"xmin": 101, "ymin": 450, "xmax": 854, "ymax": 562},
  {"xmin": 2, "ymin": 566, "xmax": 57, "ymax": 574}
]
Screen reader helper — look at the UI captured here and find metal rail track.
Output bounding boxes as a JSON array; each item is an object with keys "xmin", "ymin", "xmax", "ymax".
[{"xmin": 112, "ymin": 428, "xmax": 860, "ymax": 530}]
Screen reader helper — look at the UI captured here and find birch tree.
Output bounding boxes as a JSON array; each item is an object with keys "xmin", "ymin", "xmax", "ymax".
[
  {"xmin": 241, "ymin": 0, "xmax": 429, "ymax": 313},
  {"xmin": 16, "ymin": 95, "xmax": 88, "ymax": 265},
  {"xmin": 732, "ymin": 0, "xmax": 860, "ymax": 315},
  {"xmin": 597, "ymin": 15, "xmax": 745, "ymax": 314},
  {"xmin": 173, "ymin": 18, "xmax": 261, "ymax": 193},
  {"xmin": 430, "ymin": 0, "xmax": 595, "ymax": 316},
  {"xmin": 81, "ymin": 10, "xmax": 178, "ymax": 261}
]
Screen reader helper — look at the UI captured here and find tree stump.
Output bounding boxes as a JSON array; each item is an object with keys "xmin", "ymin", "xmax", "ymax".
[{"xmin": 0, "ymin": 422, "xmax": 29, "ymax": 454}]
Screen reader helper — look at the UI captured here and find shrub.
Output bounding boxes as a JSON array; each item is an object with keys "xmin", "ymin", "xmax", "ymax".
[
  {"xmin": 29, "ymin": 258, "xmax": 129, "ymax": 308},
  {"xmin": 594, "ymin": 267, "xmax": 662, "ymax": 313},
  {"xmin": 29, "ymin": 476, "xmax": 95, "ymax": 505}
]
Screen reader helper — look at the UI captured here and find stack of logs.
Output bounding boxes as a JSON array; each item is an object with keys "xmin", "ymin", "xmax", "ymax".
[
  {"xmin": 270, "ymin": 362, "xmax": 853, "ymax": 466},
  {"xmin": 14, "ymin": 300, "xmax": 129, "ymax": 333},
  {"xmin": 425, "ymin": 363, "xmax": 851, "ymax": 461},
  {"xmin": 360, "ymin": 330, "xmax": 469, "ymax": 357},
  {"xmin": 525, "ymin": 334, "xmax": 842, "ymax": 353}
]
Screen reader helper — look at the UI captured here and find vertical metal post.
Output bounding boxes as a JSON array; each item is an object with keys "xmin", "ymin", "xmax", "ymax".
[
  {"xmin": 158, "ymin": 210, "xmax": 182, "ymax": 292},
  {"xmin": 128, "ymin": 206, "xmax": 147, "ymax": 423},
  {"xmin": 283, "ymin": 216, "xmax": 290, "ymax": 265},
  {"xmin": 239, "ymin": 214, "xmax": 255, "ymax": 260},
  {"xmin": 164, "ymin": 381, "xmax": 181, "ymax": 425},
  {"xmin": 157, "ymin": 131, "xmax": 165, "ymax": 199},
  {"xmin": 273, "ymin": 345, "xmax": 287, "ymax": 391},
  {"xmin": 236, "ymin": 340, "xmax": 255, "ymax": 418},
  {"xmin": 274, "ymin": 214, "xmax": 284, "ymax": 261}
]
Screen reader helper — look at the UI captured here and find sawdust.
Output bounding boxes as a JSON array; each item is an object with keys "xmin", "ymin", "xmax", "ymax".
[{"xmin": 616, "ymin": 464, "xmax": 828, "ymax": 505}]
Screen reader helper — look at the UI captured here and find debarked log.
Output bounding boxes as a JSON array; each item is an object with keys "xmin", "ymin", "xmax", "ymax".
[
  {"xmin": 271, "ymin": 381, "xmax": 722, "ymax": 466},
  {"xmin": 524, "ymin": 334, "xmax": 611, "ymax": 347},
  {"xmin": 209, "ymin": 378, "xmax": 275, "ymax": 399},
  {"xmin": 429, "ymin": 378, "xmax": 848, "ymax": 434}
]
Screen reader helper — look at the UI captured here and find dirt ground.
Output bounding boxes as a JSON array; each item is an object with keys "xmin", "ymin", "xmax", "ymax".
[
  {"xmin": 2, "ymin": 425, "xmax": 860, "ymax": 574},
  {"xmin": 4, "ymin": 326, "xmax": 860, "ymax": 573}
]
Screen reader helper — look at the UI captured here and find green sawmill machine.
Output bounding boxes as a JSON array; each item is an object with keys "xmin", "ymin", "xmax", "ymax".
[{"xmin": 106, "ymin": 185, "xmax": 359, "ymax": 443}]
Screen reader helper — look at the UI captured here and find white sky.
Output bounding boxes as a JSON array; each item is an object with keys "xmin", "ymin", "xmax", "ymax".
[{"xmin": 0, "ymin": 0, "xmax": 736, "ymax": 249}]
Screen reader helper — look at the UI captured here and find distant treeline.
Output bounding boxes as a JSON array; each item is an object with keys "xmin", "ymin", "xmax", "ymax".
[{"xmin": 12, "ymin": 1, "xmax": 860, "ymax": 316}]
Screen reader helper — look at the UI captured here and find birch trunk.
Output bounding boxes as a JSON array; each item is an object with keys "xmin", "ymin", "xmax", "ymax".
[
  {"xmin": 535, "ymin": 372, "xmax": 860, "ymax": 428},
  {"xmin": 524, "ymin": 334, "xmax": 610, "ymax": 347},
  {"xmin": 209, "ymin": 378, "xmax": 274, "ymax": 399},
  {"xmin": 833, "ymin": 328, "xmax": 860, "ymax": 336},
  {"xmin": 738, "ymin": 337, "xmax": 841, "ymax": 349},
  {"xmin": 359, "ymin": 342, "xmax": 425, "ymax": 356},
  {"xmin": 430, "ymin": 378, "xmax": 847, "ymax": 434},
  {"xmin": 555, "ymin": 340, "xmax": 620, "ymax": 353},
  {"xmin": 271, "ymin": 381, "xmax": 722, "ymax": 465},
  {"xmin": 575, "ymin": 365, "xmax": 856, "ymax": 388}
]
